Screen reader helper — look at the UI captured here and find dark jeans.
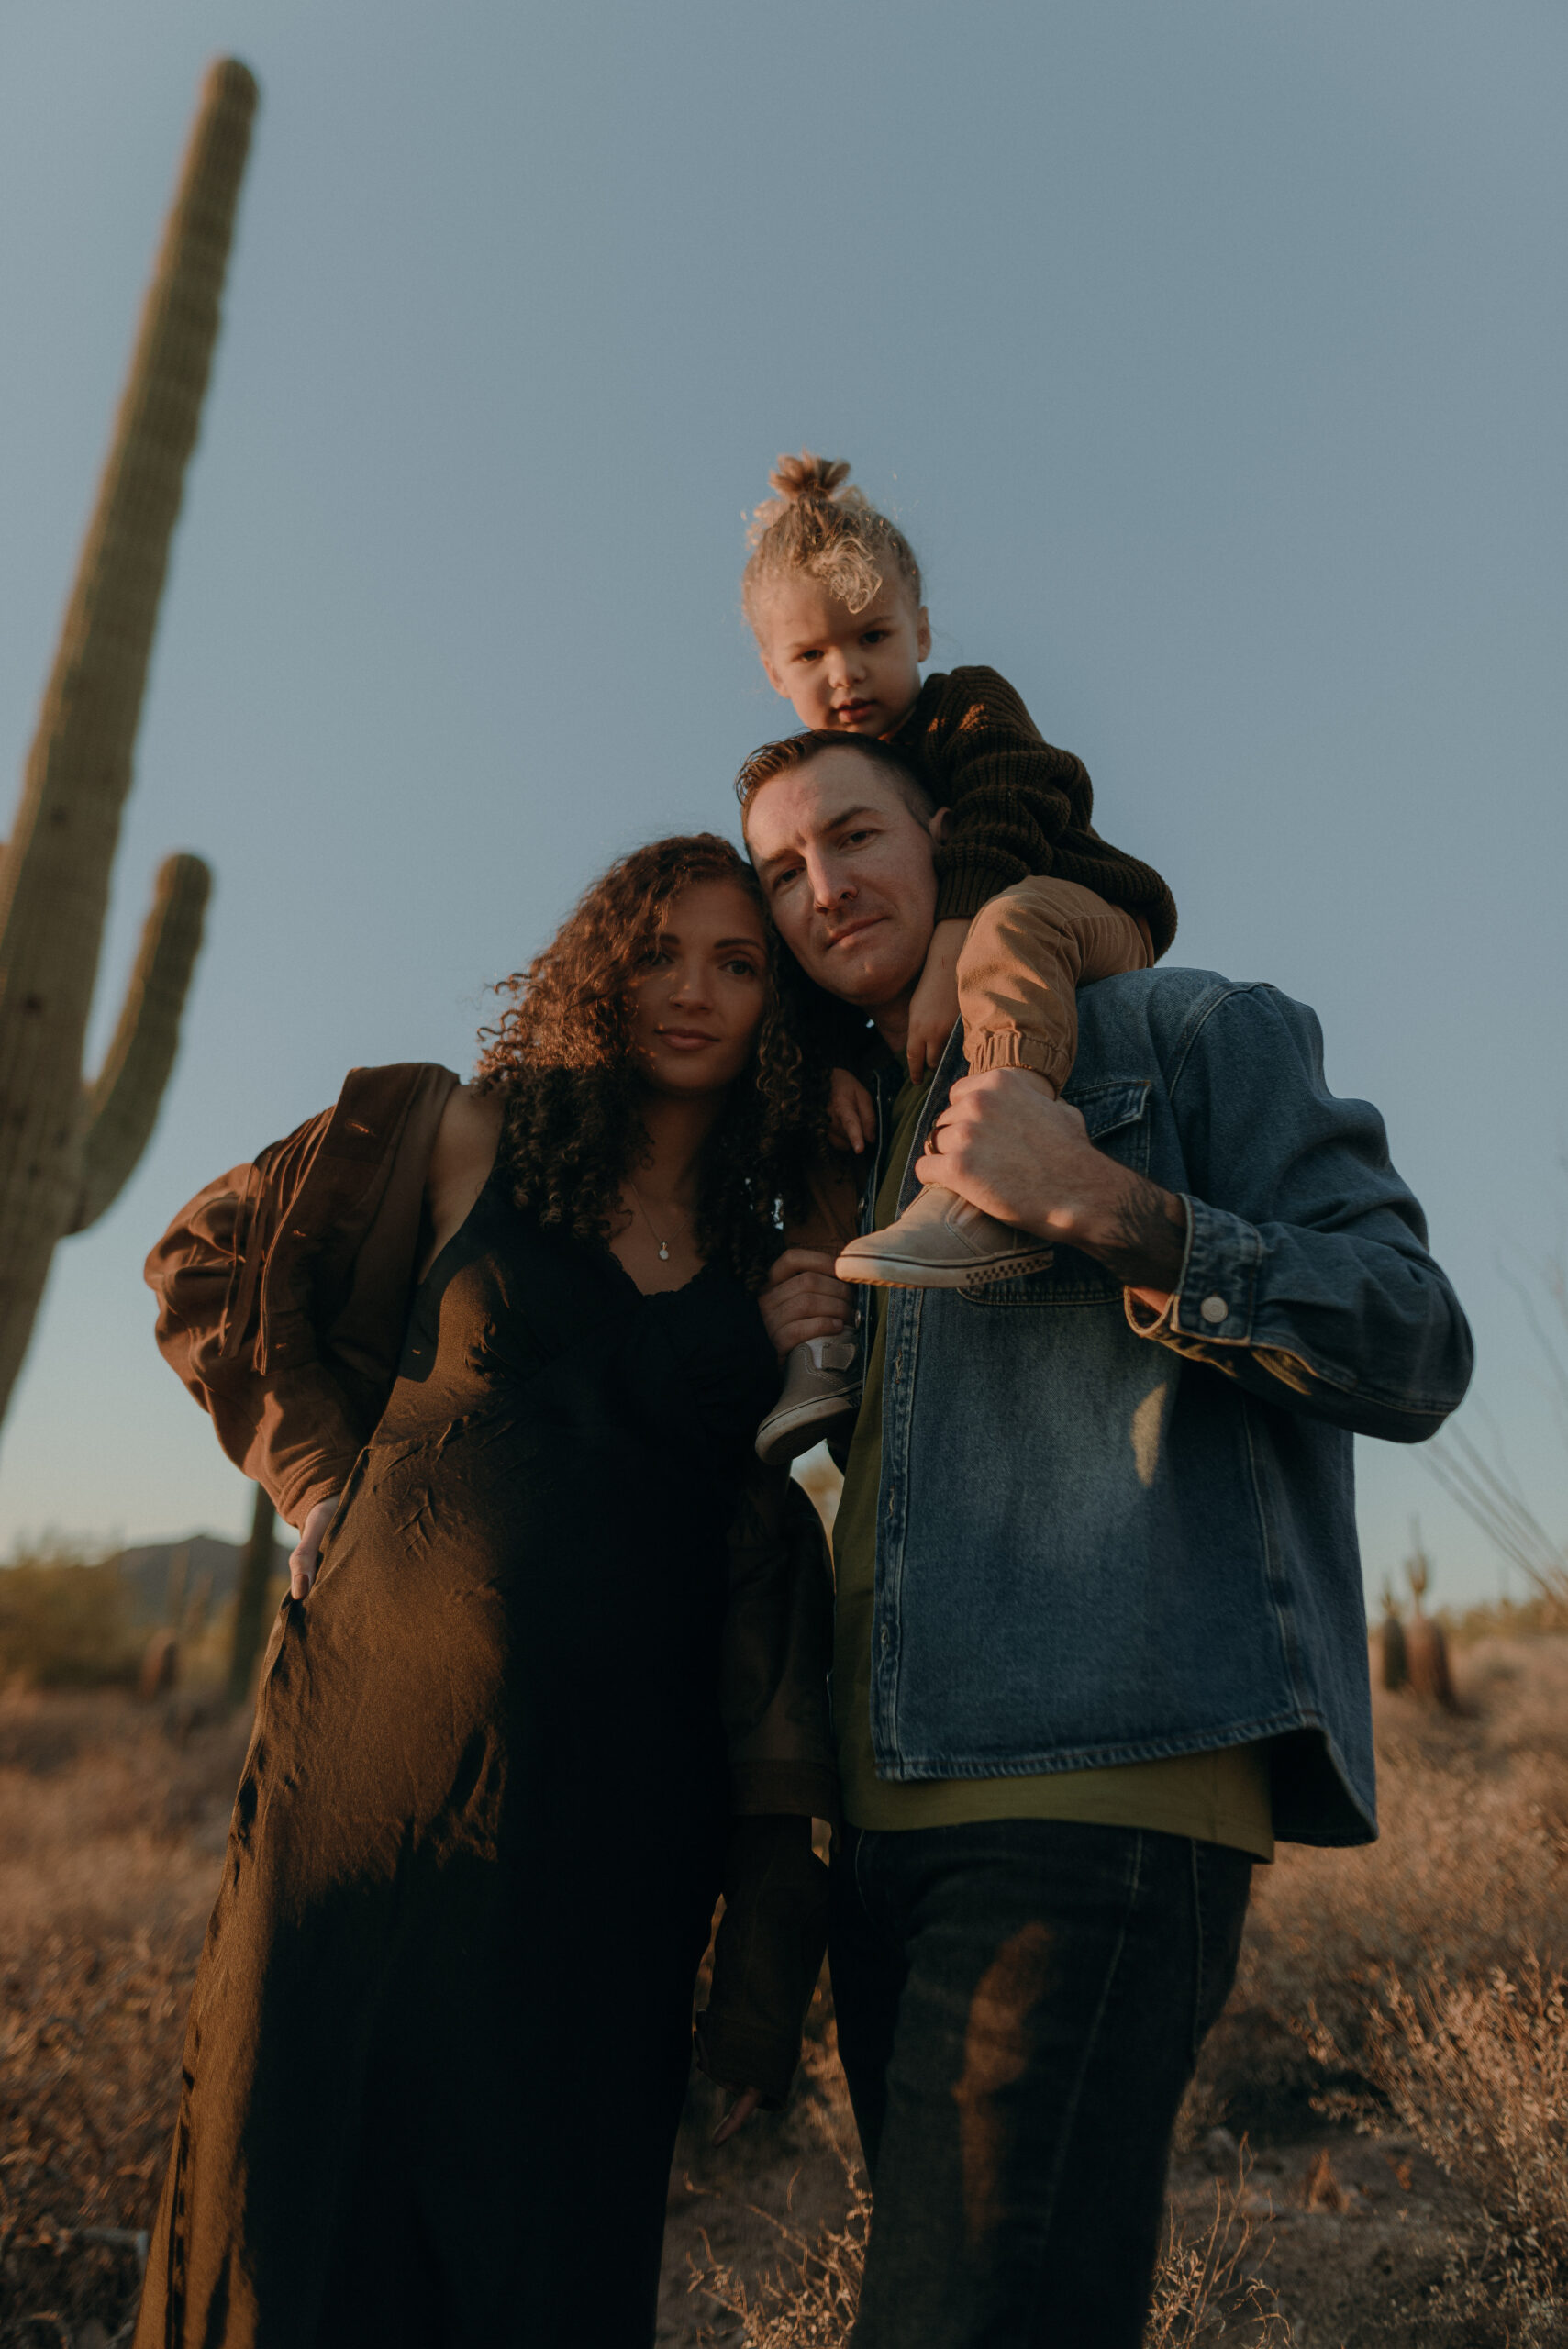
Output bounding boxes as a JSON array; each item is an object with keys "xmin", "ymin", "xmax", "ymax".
[{"xmin": 828, "ymin": 1819, "xmax": 1252, "ymax": 2349}]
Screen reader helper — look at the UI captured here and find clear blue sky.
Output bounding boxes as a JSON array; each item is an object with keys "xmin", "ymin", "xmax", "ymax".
[{"xmin": 1, "ymin": 2, "xmax": 1563, "ymax": 1609}]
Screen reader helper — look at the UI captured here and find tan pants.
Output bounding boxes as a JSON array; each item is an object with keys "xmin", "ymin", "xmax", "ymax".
[{"xmin": 787, "ymin": 879, "xmax": 1153, "ymax": 1254}]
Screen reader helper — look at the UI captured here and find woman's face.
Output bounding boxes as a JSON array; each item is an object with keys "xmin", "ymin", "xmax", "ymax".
[{"xmin": 628, "ymin": 876, "xmax": 771, "ymax": 1099}]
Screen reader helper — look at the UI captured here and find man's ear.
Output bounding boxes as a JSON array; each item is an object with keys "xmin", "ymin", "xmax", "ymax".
[
  {"xmin": 927, "ymin": 804, "xmax": 953, "ymax": 843},
  {"xmin": 916, "ymin": 605, "xmax": 932, "ymax": 662}
]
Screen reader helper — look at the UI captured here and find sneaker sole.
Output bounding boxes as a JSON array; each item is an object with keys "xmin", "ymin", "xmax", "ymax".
[
  {"xmin": 834, "ymin": 1248, "xmax": 1055, "ymax": 1290},
  {"xmin": 755, "ymin": 1390, "xmax": 863, "ymax": 1466}
]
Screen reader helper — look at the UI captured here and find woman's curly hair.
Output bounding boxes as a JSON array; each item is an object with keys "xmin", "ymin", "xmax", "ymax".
[{"xmin": 474, "ymin": 834, "xmax": 831, "ymax": 1289}]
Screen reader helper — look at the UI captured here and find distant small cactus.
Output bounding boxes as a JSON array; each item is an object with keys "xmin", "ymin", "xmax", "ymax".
[
  {"xmin": 1377, "ymin": 1580, "xmax": 1409, "ymax": 1693},
  {"xmin": 0, "ymin": 60, "xmax": 258, "ymax": 1428},
  {"xmin": 138, "ymin": 1627, "xmax": 180, "ymax": 1702},
  {"xmin": 1404, "ymin": 1525, "xmax": 1460, "ymax": 1711}
]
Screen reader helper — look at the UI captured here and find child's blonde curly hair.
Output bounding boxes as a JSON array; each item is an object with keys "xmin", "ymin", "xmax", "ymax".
[{"xmin": 741, "ymin": 451, "xmax": 923, "ymax": 625}]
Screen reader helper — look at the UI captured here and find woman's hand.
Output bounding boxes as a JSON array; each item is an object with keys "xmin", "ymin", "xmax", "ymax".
[
  {"xmin": 905, "ymin": 916, "xmax": 969, "ymax": 1083},
  {"xmin": 761, "ymin": 1250, "xmax": 853, "ymax": 1361},
  {"xmin": 710, "ymin": 2085, "xmax": 765, "ymax": 2146},
  {"xmin": 826, "ymin": 1067, "xmax": 875, "ymax": 1156},
  {"xmin": 289, "ymin": 1494, "xmax": 342, "ymax": 1598}
]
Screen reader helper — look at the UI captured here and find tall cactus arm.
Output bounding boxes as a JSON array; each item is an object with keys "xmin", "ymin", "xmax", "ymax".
[
  {"xmin": 0, "ymin": 60, "xmax": 254, "ymax": 1429},
  {"xmin": 68, "ymin": 852, "xmax": 211, "ymax": 1234}
]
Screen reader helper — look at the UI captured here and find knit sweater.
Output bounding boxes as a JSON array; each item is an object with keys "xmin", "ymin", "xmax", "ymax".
[{"xmin": 887, "ymin": 666, "xmax": 1178, "ymax": 954}]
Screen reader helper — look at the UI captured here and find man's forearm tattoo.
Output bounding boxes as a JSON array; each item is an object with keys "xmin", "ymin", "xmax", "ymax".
[{"xmin": 1090, "ymin": 1172, "xmax": 1188, "ymax": 1292}]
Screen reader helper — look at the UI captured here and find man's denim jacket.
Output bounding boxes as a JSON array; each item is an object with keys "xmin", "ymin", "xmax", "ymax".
[{"xmin": 857, "ymin": 969, "xmax": 1473, "ymax": 1848}]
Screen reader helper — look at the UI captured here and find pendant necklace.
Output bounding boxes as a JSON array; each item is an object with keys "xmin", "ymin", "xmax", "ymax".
[{"xmin": 628, "ymin": 1179, "xmax": 684, "ymax": 1263}]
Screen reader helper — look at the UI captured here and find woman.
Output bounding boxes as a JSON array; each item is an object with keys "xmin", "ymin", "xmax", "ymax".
[{"xmin": 135, "ymin": 836, "xmax": 837, "ymax": 2348}]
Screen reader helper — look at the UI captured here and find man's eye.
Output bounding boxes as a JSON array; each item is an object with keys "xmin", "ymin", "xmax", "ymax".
[
  {"xmin": 841, "ymin": 829, "xmax": 873, "ymax": 847},
  {"xmin": 773, "ymin": 867, "xmax": 801, "ymax": 892}
]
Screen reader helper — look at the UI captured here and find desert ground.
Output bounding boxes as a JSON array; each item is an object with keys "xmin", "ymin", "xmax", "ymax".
[{"xmin": 3, "ymin": 1629, "xmax": 1565, "ymax": 2346}]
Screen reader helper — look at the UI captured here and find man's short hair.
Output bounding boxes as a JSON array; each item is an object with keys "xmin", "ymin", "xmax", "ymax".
[{"xmin": 734, "ymin": 729, "xmax": 937, "ymax": 840}]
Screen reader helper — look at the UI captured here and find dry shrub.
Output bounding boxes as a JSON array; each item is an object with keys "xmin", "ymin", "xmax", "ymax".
[
  {"xmin": 0, "ymin": 1932, "xmax": 195, "ymax": 2341},
  {"xmin": 0, "ymin": 1690, "xmax": 247, "ymax": 2341},
  {"xmin": 1361, "ymin": 1954, "xmax": 1568, "ymax": 2343},
  {"xmin": 1208, "ymin": 1652, "xmax": 1568, "ymax": 2122},
  {"xmin": 1143, "ymin": 2163, "xmax": 1290, "ymax": 2348},
  {"xmin": 0, "ymin": 1549, "xmax": 138, "ymax": 1690},
  {"xmin": 689, "ymin": 2165, "xmax": 870, "ymax": 2347},
  {"xmin": 688, "ymin": 2143, "xmax": 1285, "ymax": 2346}
]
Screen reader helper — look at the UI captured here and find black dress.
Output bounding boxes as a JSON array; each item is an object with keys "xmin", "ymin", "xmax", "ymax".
[{"xmin": 135, "ymin": 1167, "xmax": 780, "ymax": 2348}]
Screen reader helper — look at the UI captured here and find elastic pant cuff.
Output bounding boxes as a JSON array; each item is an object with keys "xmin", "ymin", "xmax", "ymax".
[{"xmin": 964, "ymin": 1030, "xmax": 1067, "ymax": 1088}]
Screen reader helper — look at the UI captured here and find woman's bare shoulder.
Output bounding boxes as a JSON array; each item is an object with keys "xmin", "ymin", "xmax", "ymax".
[{"xmin": 428, "ymin": 1083, "xmax": 505, "ymax": 1186}]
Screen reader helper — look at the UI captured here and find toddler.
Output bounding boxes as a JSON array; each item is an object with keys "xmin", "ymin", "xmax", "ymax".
[{"xmin": 743, "ymin": 454, "xmax": 1177, "ymax": 1463}]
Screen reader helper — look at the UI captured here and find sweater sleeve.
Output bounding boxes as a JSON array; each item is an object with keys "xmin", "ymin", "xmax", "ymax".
[
  {"xmin": 695, "ymin": 1813, "xmax": 829, "ymax": 2107},
  {"xmin": 902, "ymin": 668, "xmax": 1089, "ymax": 922},
  {"xmin": 902, "ymin": 668, "xmax": 1179, "ymax": 952}
]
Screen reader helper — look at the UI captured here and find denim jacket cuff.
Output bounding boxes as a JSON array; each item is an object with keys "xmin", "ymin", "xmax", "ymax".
[{"xmin": 1124, "ymin": 1194, "xmax": 1261, "ymax": 1347}]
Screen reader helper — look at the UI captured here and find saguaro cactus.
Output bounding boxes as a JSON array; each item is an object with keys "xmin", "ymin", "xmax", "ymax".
[{"xmin": 0, "ymin": 59, "xmax": 258, "ymax": 1426}]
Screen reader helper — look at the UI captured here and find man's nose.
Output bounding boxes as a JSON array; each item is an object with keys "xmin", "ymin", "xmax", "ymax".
[{"xmin": 807, "ymin": 856, "xmax": 853, "ymax": 913}]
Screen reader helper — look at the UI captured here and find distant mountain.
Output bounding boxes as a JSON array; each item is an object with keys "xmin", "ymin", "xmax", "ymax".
[{"xmin": 108, "ymin": 1532, "xmax": 290, "ymax": 1626}]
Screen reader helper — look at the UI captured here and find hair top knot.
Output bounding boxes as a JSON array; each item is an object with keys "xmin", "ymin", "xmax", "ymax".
[
  {"xmin": 766, "ymin": 451, "xmax": 851, "ymax": 506},
  {"xmin": 742, "ymin": 449, "xmax": 922, "ymax": 623}
]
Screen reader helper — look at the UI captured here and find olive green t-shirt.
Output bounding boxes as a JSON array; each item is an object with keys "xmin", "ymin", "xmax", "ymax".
[{"xmin": 831, "ymin": 1073, "xmax": 1274, "ymax": 1860}]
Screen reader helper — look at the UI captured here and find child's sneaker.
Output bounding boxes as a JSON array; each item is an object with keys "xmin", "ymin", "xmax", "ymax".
[
  {"xmin": 755, "ymin": 1333, "xmax": 862, "ymax": 1465},
  {"xmin": 835, "ymin": 1184, "xmax": 1053, "ymax": 1289}
]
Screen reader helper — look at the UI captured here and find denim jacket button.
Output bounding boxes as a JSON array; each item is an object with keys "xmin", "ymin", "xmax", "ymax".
[{"xmin": 1200, "ymin": 1293, "xmax": 1229, "ymax": 1325}]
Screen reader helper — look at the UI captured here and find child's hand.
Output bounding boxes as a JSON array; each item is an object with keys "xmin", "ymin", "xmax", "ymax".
[
  {"xmin": 828, "ymin": 1067, "xmax": 875, "ymax": 1156},
  {"xmin": 906, "ymin": 918, "xmax": 969, "ymax": 1082}
]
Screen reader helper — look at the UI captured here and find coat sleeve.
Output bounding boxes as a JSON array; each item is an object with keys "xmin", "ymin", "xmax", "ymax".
[
  {"xmin": 144, "ymin": 1136, "xmax": 372, "ymax": 1525},
  {"xmin": 143, "ymin": 1064, "xmax": 460, "ymax": 1526},
  {"xmin": 1127, "ymin": 985, "xmax": 1473, "ymax": 1441},
  {"xmin": 718, "ymin": 1462, "xmax": 839, "ymax": 1820},
  {"xmin": 696, "ymin": 1466, "xmax": 836, "ymax": 2103},
  {"xmin": 695, "ymin": 1813, "xmax": 828, "ymax": 2107}
]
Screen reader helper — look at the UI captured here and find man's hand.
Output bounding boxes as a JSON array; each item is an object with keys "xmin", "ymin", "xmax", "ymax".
[
  {"xmin": 289, "ymin": 1493, "xmax": 342, "ymax": 1598},
  {"xmin": 761, "ymin": 1250, "xmax": 854, "ymax": 1360},
  {"xmin": 711, "ymin": 2086, "xmax": 765, "ymax": 2146},
  {"xmin": 915, "ymin": 1071, "xmax": 1187, "ymax": 1303},
  {"xmin": 906, "ymin": 918, "xmax": 968, "ymax": 1082},
  {"xmin": 827, "ymin": 1067, "xmax": 875, "ymax": 1156}
]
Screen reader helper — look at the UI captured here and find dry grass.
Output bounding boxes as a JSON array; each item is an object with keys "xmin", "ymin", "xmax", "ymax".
[
  {"xmin": 1204, "ymin": 1637, "xmax": 1568, "ymax": 2128},
  {"xmin": 688, "ymin": 2167, "xmax": 871, "ymax": 2347},
  {"xmin": 0, "ymin": 1692, "xmax": 247, "ymax": 2343},
  {"xmin": 1190, "ymin": 1637, "xmax": 1568, "ymax": 2343},
  {"xmin": 10, "ymin": 1635, "xmax": 1568, "ymax": 2344},
  {"xmin": 1360, "ymin": 1956, "xmax": 1568, "ymax": 2343},
  {"xmin": 687, "ymin": 2153, "xmax": 1288, "ymax": 2348}
]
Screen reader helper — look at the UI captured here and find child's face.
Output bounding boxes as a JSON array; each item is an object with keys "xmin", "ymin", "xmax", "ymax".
[{"xmin": 755, "ymin": 574, "xmax": 931, "ymax": 739}]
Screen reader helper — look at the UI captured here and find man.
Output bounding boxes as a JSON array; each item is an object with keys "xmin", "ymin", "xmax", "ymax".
[{"xmin": 738, "ymin": 729, "xmax": 1472, "ymax": 2347}]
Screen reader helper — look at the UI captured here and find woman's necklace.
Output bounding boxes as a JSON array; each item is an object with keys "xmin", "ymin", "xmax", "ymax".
[{"xmin": 627, "ymin": 1179, "xmax": 687, "ymax": 1263}]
